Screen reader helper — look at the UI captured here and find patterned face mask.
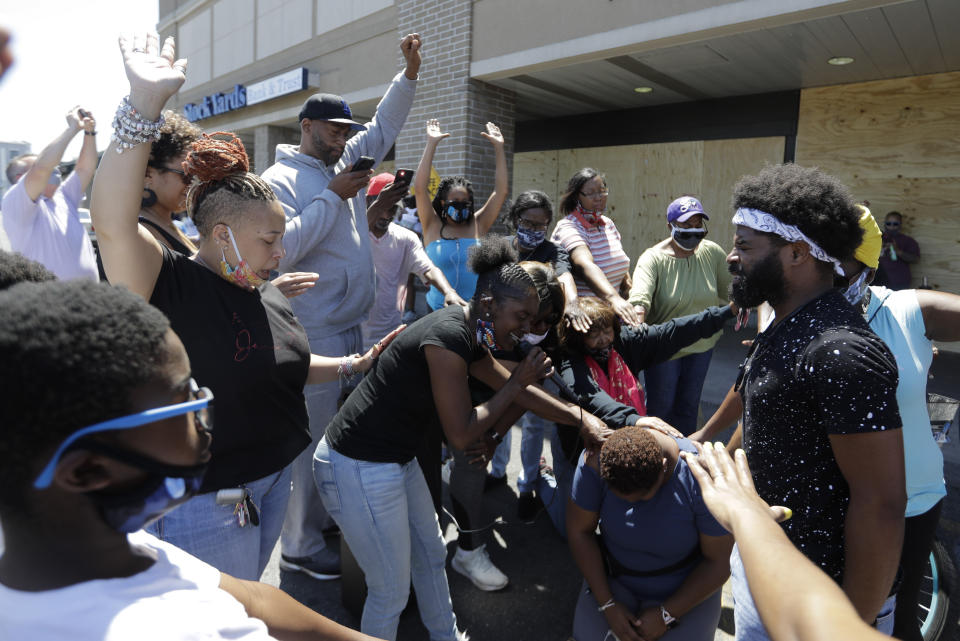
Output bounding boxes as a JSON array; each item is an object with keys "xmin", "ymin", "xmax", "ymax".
[
  {"xmin": 220, "ymin": 226, "xmax": 267, "ymax": 288},
  {"xmin": 476, "ymin": 317, "xmax": 498, "ymax": 350},
  {"xmin": 516, "ymin": 227, "xmax": 546, "ymax": 249}
]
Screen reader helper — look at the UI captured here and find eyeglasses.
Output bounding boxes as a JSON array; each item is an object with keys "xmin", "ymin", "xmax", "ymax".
[
  {"xmin": 580, "ymin": 189, "xmax": 609, "ymax": 200},
  {"xmin": 159, "ymin": 165, "xmax": 191, "ymax": 185},
  {"xmin": 518, "ymin": 217, "xmax": 549, "ymax": 232},
  {"xmin": 33, "ymin": 379, "xmax": 213, "ymax": 489}
]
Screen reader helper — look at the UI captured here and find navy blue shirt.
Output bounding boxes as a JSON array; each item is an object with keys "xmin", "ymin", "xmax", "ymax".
[{"xmin": 571, "ymin": 438, "xmax": 727, "ymax": 600}]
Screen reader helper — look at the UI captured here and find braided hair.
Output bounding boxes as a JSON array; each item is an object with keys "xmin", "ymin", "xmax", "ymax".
[
  {"xmin": 468, "ymin": 236, "xmax": 536, "ymax": 304},
  {"xmin": 183, "ymin": 132, "xmax": 278, "ymax": 237}
]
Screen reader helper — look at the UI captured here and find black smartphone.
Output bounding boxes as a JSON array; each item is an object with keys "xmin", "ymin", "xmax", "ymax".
[
  {"xmin": 78, "ymin": 109, "xmax": 91, "ymax": 119},
  {"xmin": 351, "ymin": 155, "xmax": 376, "ymax": 172},
  {"xmin": 393, "ymin": 168, "xmax": 414, "ymax": 186}
]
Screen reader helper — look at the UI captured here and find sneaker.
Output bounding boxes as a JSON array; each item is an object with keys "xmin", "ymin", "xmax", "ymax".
[
  {"xmin": 517, "ymin": 491, "xmax": 540, "ymax": 521},
  {"xmin": 483, "ymin": 473, "xmax": 507, "ymax": 493},
  {"xmin": 451, "ymin": 544, "xmax": 509, "ymax": 591},
  {"xmin": 279, "ymin": 546, "xmax": 341, "ymax": 580}
]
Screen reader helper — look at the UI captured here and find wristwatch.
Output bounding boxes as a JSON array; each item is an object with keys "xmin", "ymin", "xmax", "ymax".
[
  {"xmin": 660, "ymin": 605, "xmax": 677, "ymax": 629},
  {"xmin": 487, "ymin": 428, "xmax": 503, "ymax": 444}
]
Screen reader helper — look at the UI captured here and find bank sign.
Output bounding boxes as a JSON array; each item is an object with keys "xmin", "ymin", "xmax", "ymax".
[{"xmin": 183, "ymin": 68, "xmax": 309, "ymax": 122}]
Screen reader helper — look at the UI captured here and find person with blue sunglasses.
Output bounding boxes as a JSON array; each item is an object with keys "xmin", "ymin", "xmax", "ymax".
[{"xmin": 0, "ymin": 278, "xmax": 380, "ymax": 641}]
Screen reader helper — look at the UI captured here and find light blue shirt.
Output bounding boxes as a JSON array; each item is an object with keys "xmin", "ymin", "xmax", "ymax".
[{"xmin": 866, "ymin": 286, "xmax": 946, "ymax": 517}]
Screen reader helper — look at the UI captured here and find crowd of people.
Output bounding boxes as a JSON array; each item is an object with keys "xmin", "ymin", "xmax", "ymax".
[{"xmin": 0, "ymin": 28, "xmax": 956, "ymax": 641}]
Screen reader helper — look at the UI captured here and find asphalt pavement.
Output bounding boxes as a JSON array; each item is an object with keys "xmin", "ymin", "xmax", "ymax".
[{"xmin": 263, "ymin": 322, "xmax": 960, "ymax": 641}]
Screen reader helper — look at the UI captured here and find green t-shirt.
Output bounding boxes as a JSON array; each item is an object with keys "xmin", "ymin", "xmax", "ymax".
[{"xmin": 628, "ymin": 239, "xmax": 732, "ymax": 359}]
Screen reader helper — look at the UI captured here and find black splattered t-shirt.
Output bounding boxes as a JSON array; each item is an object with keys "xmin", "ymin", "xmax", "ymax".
[{"xmin": 739, "ymin": 289, "xmax": 901, "ymax": 583}]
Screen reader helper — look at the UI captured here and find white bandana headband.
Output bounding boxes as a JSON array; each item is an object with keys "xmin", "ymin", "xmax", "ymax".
[{"xmin": 733, "ymin": 207, "xmax": 845, "ymax": 276}]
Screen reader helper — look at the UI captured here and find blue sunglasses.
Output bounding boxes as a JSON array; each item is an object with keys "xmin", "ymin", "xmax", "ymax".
[{"xmin": 34, "ymin": 379, "xmax": 213, "ymax": 489}]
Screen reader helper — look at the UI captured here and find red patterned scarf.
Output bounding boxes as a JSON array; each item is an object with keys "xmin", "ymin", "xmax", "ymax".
[
  {"xmin": 572, "ymin": 203, "xmax": 605, "ymax": 228},
  {"xmin": 585, "ymin": 348, "xmax": 646, "ymax": 415}
]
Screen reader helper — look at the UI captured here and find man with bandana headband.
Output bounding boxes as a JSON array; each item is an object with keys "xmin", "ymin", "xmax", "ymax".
[
  {"xmin": 723, "ymin": 164, "xmax": 905, "ymax": 640},
  {"xmin": 0, "ymin": 279, "xmax": 380, "ymax": 641},
  {"xmin": 2, "ymin": 106, "xmax": 99, "ymax": 281}
]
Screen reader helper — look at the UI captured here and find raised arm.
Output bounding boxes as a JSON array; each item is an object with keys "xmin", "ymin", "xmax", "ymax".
[
  {"xmin": 90, "ymin": 34, "xmax": 186, "ymax": 299},
  {"xmin": 472, "ymin": 122, "xmax": 507, "ymax": 235},
  {"xmin": 74, "ymin": 110, "xmax": 99, "ymax": 191},
  {"xmin": 689, "ymin": 384, "xmax": 742, "ymax": 443},
  {"xmin": 20, "ymin": 109, "xmax": 85, "ymax": 201},
  {"xmin": 414, "ymin": 119, "xmax": 447, "ymax": 243}
]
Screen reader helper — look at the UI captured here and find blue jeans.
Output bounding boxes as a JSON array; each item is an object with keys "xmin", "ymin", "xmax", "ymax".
[
  {"xmin": 489, "ymin": 429, "xmax": 511, "ymax": 478},
  {"xmin": 537, "ymin": 443, "xmax": 575, "ymax": 539},
  {"xmin": 314, "ymin": 438, "xmax": 459, "ymax": 641},
  {"xmin": 518, "ymin": 412, "xmax": 562, "ymax": 494},
  {"xmin": 573, "ymin": 577, "xmax": 721, "ymax": 641},
  {"xmin": 146, "ymin": 466, "xmax": 291, "ymax": 580},
  {"xmin": 643, "ymin": 349, "xmax": 714, "ymax": 435}
]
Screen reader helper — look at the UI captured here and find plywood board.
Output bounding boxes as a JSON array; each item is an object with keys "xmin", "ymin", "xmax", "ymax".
[
  {"xmin": 513, "ymin": 136, "xmax": 784, "ymax": 273},
  {"xmin": 702, "ymin": 137, "xmax": 787, "ymax": 251},
  {"xmin": 796, "ymin": 71, "xmax": 960, "ymax": 302},
  {"xmin": 796, "ymin": 71, "xmax": 960, "ymax": 180}
]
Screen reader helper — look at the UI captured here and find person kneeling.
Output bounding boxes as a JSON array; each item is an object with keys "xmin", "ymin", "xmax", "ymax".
[{"xmin": 567, "ymin": 427, "xmax": 732, "ymax": 641}]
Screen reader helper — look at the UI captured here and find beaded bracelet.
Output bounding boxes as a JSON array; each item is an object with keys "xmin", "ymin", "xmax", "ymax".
[
  {"xmin": 336, "ymin": 356, "xmax": 354, "ymax": 378},
  {"xmin": 111, "ymin": 96, "xmax": 165, "ymax": 154}
]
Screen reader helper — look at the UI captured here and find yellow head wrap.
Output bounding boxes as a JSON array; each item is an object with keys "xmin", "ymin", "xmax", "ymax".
[{"xmin": 854, "ymin": 204, "xmax": 882, "ymax": 269}]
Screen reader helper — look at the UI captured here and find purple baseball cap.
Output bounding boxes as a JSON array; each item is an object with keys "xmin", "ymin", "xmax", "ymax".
[{"xmin": 667, "ymin": 196, "xmax": 709, "ymax": 223}]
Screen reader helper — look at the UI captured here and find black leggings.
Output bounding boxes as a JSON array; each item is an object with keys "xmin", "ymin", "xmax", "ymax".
[{"xmin": 893, "ymin": 499, "xmax": 944, "ymax": 641}]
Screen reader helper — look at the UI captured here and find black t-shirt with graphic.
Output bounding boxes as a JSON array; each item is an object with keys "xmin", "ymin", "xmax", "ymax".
[
  {"xmin": 150, "ymin": 247, "xmax": 311, "ymax": 492},
  {"xmin": 326, "ymin": 304, "xmax": 485, "ymax": 463},
  {"xmin": 740, "ymin": 289, "xmax": 901, "ymax": 582}
]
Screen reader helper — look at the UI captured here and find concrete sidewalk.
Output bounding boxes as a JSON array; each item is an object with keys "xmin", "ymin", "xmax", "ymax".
[{"xmin": 264, "ymin": 322, "xmax": 960, "ymax": 641}]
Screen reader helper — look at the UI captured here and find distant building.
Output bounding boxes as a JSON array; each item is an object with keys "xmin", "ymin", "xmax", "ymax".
[{"xmin": 0, "ymin": 140, "xmax": 31, "ymax": 194}]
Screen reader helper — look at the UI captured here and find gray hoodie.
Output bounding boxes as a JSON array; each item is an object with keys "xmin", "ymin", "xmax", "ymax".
[{"xmin": 261, "ymin": 72, "xmax": 416, "ymax": 338}]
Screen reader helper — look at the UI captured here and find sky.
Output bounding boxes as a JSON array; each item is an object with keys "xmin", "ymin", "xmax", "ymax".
[{"xmin": 0, "ymin": 1, "xmax": 160, "ymax": 161}]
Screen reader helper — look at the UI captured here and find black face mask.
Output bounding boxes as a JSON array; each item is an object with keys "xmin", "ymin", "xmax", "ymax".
[
  {"xmin": 671, "ymin": 224, "xmax": 707, "ymax": 251},
  {"xmin": 443, "ymin": 201, "xmax": 472, "ymax": 223},
  {"xmin": 80, "ymin": 439, "xmax": 207, "ymax": 533},
  {"xmin": 587, "ymin": 345, "xmax": 612, "ymax": 363}
]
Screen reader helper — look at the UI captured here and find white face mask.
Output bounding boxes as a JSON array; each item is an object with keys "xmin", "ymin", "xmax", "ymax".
[
  {"xmin": 843, "ymin": 269, "xmax": 870, "ymax": 305},
  {"xmin": 521, "ymin": 329, "xmax": 549, "ymax": 346}
]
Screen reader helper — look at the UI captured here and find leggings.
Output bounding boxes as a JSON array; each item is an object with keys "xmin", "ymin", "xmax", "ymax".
[{"xmin": 893, "ymin": 499, "xmax": 943, "ymax": 641}]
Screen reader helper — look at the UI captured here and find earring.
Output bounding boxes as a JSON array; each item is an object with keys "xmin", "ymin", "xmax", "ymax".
[{"xmin": 142, "ymin": 187, "xmax": 158, "ymax": 208}]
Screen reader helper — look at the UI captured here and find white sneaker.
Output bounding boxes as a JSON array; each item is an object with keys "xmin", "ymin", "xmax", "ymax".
[{"xmin": 451, "ymin": 544, "xmax": 509, "ymax": 591}]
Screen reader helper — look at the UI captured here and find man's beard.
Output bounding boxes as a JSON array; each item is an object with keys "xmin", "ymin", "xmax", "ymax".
[
  {"xmin": 729, "ymin": 249, "xmax": 788, "ymax": 309},
  {"xmin": 311, "ymin": 132, "xmax": 343, "ymax": 166}
]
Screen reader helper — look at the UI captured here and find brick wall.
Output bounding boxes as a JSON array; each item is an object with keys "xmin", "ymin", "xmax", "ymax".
[{"xmin": 395, "ymin": 0, "xmax": 515, "ymax": 223}]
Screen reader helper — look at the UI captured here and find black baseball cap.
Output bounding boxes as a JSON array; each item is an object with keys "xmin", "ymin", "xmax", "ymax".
[{"xmin": 298, "ymin": 93, "xmax": 365, "ymax": 131}]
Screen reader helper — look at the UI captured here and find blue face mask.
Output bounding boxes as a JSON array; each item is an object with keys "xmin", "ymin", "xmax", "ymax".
[
  {"xmin": 517, "ymin": 227, "xmax": 546, "ymax": 249},
  {"xmin": 83, "ymin": 440, "xmax": 207, "ymax": 533},
  {"xmin": 444, "ymin": 201, "xmax": 472, "ymax": 223}
]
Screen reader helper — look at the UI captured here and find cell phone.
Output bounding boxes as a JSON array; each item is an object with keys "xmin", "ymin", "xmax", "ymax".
[
  {"xmin": 393, "ymin": 168, "xmax": 414, "ymax": 186},
  {"xmin": 351, "ymin": 155, "xmax": 375, "ymax": 172},
  {"xmin": 78, "ymin": 109, "xmax": 91, "ymax": 119}
]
